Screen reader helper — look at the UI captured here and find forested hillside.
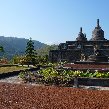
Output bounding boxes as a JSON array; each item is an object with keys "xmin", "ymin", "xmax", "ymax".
[
  {"xmin": 0, "ymin": 36, "xmax": 58, "ymax": 59},
  {"xmin": 0, "ymin": 36, "xmax": 46, "ymax": 59},
  {"xmin": 36, "ymin": 44, "xmax": 58, "ymax": 56}
]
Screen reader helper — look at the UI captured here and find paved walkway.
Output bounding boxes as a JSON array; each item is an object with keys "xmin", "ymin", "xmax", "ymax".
[
  {"xmin": 0, "ymin": 76, "xmax": 22, "ymax": 84},
  {"xmin": 1, "ymin": 76, "xmax": 109, "ymax": 90}
]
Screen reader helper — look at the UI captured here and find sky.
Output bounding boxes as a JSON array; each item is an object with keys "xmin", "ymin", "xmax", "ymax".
[{"xmin": 0, "ymin": 0, "xmax": 109, "ymax": 45}]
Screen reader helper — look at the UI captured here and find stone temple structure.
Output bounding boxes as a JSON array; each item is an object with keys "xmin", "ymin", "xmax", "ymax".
[{"xmin": 49, "ymin": 19, "xmax": 109, "ymax": 63}]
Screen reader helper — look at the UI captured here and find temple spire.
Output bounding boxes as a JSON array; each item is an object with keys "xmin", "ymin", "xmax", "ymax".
[
  {"xmin": 80, "ymin": 27, "xmax": 82, "ymax": 33},
  {"xmin": 91, "ymin": 19, "xmax": 105, "ymax": 41},
  {"xmin": 76, "ymin": 27, "xmax": 87, "ymax": 41},
  {"xmin": 97, "ymin": 19, "xmax": 100, "ymax": 27},
  {"xmin": 84, "ymin": 33, "xmax": 86, "ymax": 37}
]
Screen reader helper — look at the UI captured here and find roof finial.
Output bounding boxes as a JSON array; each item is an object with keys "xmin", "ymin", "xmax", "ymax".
[
  {"xmin": 80, "ymin": 27, "xmax": 82, "ymax": 33},
  {"xmin": 97, "ymin": 19, "xmax": 99, "ymax": 27}
]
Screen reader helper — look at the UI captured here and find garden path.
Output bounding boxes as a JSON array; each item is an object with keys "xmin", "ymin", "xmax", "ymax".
[{"xmin": 1, "ymin": 76, "xmax": 109, "ymax": 90}]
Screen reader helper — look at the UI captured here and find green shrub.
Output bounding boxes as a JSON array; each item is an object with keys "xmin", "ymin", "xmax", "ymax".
[{"xmin": 19, "ymin": 67, "xmax": 109, "ymax": 86}]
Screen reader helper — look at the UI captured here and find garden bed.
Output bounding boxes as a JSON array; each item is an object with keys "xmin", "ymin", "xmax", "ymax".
[
  {"xmin": 0, "ymin": 82, "xmax": 109, "ymax": 109},
  {"xmin": 18, "ymin": 67, "xmax": 109, "ymax": 86}
]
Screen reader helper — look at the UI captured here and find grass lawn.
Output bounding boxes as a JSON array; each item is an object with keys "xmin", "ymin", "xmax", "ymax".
[{"xmin": 0, "ymin": 66, "xmax": 29, "ymax": 74}]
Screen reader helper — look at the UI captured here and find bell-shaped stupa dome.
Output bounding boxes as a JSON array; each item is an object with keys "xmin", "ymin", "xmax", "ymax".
[
  {"xmin": 90, "ymin": 19, "xmax": 106, "ymax": 41},
  {"xmin": 76, "ymin": 27, "xmax": 87, "ymax": 41}
]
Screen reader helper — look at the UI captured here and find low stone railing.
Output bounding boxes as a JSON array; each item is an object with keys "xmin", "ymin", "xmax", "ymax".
[{"xmin": 74, "ymin": 77, "xmax": 109, "ymax": 87}]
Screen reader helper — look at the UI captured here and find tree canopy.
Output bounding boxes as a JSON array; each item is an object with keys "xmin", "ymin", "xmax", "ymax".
[{"xmin": 25, "ymin": 38, "xmax": 37, "ymax": 65}]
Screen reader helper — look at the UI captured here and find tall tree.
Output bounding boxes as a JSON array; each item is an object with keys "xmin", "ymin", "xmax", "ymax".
[{"xmin": 25, "ymin": 38, "xmax": 36, "ymax": 65}]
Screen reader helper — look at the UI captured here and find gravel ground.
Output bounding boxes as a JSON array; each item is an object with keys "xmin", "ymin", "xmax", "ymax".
[{"xmin": 1, "ymin": 82, "xmax": 109, "ymax": 109}]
